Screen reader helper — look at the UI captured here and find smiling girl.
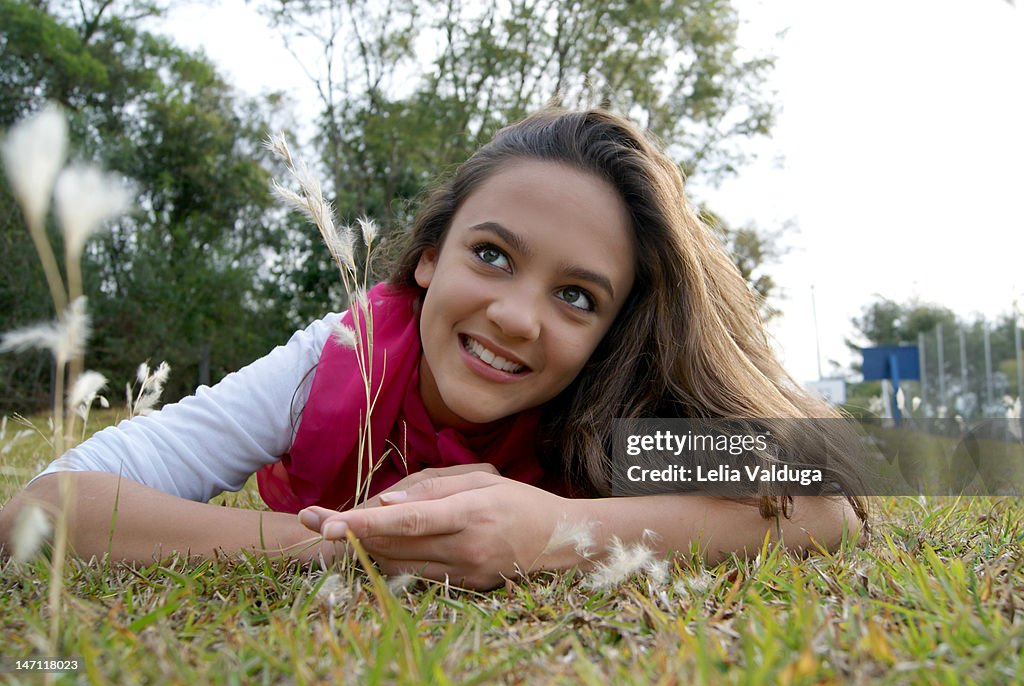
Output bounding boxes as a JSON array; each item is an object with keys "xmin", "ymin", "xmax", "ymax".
[{"xmin": 1, "ymin": 108, "xmax": 867, "ymax": 589}]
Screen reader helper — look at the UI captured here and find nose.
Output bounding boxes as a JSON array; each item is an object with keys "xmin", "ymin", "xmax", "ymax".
[{"xmin": 486, "ymin": 285, "xmax": 542, "ymax": 341}]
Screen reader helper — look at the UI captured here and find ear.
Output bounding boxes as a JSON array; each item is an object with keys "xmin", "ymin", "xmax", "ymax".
[{"xmin": 414, "ymin": 247, "xmax": 438, "ymax": 289}]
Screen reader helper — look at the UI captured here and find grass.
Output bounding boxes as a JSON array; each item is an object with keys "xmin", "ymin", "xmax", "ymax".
[{"xmin": 2, "ymin": 413, "xmax": 1024, "ymax": 684}]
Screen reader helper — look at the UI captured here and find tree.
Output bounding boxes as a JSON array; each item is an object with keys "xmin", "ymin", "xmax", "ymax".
[
  {"xmin": 257, "ymin": 0, "xmax": 781, "ymax": 316},
  {"xmin": 0, "ymin": 0, "xmax": 293, "ymax": 410}
]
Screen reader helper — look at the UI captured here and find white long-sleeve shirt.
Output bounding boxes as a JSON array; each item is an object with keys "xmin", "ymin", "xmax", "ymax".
[{"xmin": 30, "ymin": 313, "xmax": 342, "ymax": 503}]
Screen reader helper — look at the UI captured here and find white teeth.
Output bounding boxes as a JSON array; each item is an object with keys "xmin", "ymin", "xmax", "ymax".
[{"xmin": 464, "ymin": 336, "xmax": 525, "ymax": 374}]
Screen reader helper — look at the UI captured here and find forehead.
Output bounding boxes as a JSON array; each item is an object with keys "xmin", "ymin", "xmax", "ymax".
[{"xmin": 450, "ymin": 159, "xmax": 636, "ymax": 293}]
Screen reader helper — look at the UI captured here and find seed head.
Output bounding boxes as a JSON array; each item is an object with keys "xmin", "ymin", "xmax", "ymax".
[
  {"xmin": 55, "ymin": 164, "xmax": 130, "ymax": 262},
  {"xmin": 0, "ymin": 103, "xmax": 68, "ymax": 228}
]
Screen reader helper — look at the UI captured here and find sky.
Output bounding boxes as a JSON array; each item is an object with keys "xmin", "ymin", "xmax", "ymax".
[{"xmin": 155, "ymin": 0, "xmax": 1024, "ymax": 385}]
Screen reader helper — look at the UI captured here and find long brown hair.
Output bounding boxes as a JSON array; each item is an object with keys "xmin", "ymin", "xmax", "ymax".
[{"xmin": 389, "ymin": 107, "xmax": 867, "ymax": 523}]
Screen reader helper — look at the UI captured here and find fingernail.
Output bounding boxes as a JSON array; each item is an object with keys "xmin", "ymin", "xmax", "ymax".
[
  {"xmin": 323, "ymin": 522, "xmax": 348, "ymax": 539},
  {"xmin": 298, "ymin": 509, "xmax": 320, "ymax": 530},
  {"xmin": 379, "ymin": 490, "xmax": 408, "ymax": 504}
]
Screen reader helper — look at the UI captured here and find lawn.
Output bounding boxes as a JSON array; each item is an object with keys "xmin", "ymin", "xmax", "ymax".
[{"xmin": 1, "ymin": 411, "xmax": 1022, "ymax": 685}]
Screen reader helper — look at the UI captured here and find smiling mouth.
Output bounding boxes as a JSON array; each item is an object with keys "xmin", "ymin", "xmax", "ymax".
[{"xmin": 461, "ymin": 335, "xmax": 529, "ymax": 374}]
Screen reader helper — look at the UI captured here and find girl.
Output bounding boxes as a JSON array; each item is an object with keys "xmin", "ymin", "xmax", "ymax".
[{"xmin": 0, "ymin": 108, "xmax": 866, "ymax": 590}]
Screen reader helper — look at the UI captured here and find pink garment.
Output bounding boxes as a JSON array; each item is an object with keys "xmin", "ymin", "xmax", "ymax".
[{"xmin": 257, "ymin": 282, "xmax": 560, "ymax": 513}]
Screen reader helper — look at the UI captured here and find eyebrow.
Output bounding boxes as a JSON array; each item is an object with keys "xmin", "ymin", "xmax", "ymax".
[
  {"xmin": 469, "ymin": 221, "xmax": 533, "ymax": 258},
  {"xmin": 468, "ymin": 221, "xmax": 616, "ymax": 301}
]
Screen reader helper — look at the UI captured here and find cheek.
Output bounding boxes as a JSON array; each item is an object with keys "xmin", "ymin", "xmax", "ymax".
[{"xmin": 550, "ymin": 329, "xmax": 606, "ymax": 382}]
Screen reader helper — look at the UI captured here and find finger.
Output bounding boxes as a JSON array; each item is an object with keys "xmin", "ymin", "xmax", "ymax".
[
  {"xmin": 320, "ymin": 497, "xmax": 472, "ymax": 540},
  {"xmin": 421, "ymin": 462, "xmax": 501, "ymax": 477},
  {"xmin": 298, "ymin": 505, "xmax": 338, "ymax": 531},
  {"xmin": 378, "ymin": 471, "xmax": 501, "ymax": 505}
]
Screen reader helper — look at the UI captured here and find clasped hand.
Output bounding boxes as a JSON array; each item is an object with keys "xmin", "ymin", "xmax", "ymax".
[{"xmin": 298, "ymin": 464, "xmax": 571, "ymax": 590}]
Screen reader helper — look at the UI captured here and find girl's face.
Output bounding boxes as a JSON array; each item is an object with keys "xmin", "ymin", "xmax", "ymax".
[{"xmin": 414, "ymin": 159, "xmax": 636, "ymax": 430}]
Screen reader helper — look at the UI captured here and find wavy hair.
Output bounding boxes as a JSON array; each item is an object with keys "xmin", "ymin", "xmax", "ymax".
[{"xmin": 389, "ymin": 107, "xmax": 868, "ymax": 523}]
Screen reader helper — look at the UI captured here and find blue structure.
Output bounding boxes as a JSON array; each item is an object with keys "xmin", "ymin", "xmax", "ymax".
[{"xmin": 861, "ymin": 346, "xmax": 921, "ymax": 425}]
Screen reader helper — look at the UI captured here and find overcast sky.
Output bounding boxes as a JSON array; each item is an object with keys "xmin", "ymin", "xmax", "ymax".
[{"xmin": 157, "ymin": 0, "xmax": 1024, "ymax": 384}]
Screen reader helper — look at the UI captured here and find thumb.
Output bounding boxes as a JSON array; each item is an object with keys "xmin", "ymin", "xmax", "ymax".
[{"xmin": 298, "ymin": 505, "xmax": 337, "ymax": 532}]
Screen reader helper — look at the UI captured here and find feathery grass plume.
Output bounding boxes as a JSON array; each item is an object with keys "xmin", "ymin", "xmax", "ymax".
[
  {"xmin": 266, "ymin": 136, "xmax": 355, "ymax": 279},
  {"xmin": 0, "ymin": 296, "xmax": 90, "ymax": 366},
  {"xmin": 1, "ymin": 103, "xmax": 69, "ymax": 313},
  {"xmin": 54, "ymin": 164, "xmax": 130, "ymax": 264},
  {"xmin": 357, "ymin": 215, "xmax": 378, "ymax": 247},
  {"xmin": 672, "ymin": 570, "xmax": 716, "ymax": 598},
  {"xmin": 0, "ymin": 103, "xmax": 67, "ymax": 232},
  {"xmin": 11, "ymin": 503, "xmax": 53, "ymax": 564},
  {"xmin": 68, "ymin": 369, "xmax": 108, "ymax": 412},
  {"xmin": 332, "ymin": 321, "xmax": 357, "ymax": 349},
  {"xmin": 263, "ymin": 132, "xmax": 294, "ymax": 167},
  {"xmin": 543, "ymin": 516, "xmax": 598, "ymax": 558},
  {"xmin": 386, "ymin": 572, "xmax": 417, "ymax": 596},
  {"xmin": 314, "ymin": 572, "xmax": 350, "ymax": 611},
  {"xmin": 127, "ymin": 361, "xmax": 171, "ymax": 416},
  {"xmin": 585, "ymin": 531, "xmax": 668, "ymax": 589},
  {"xmin": 1, "ymin": 429, "xmax": 35, "ymax": 456},
  {"xmin": 265, "ymin": 131, "xmax": 384, "ymax": 508},
  {"xmin": 68, "ymin": 370, "xmax": 109, "ymax": 422},
  {"xmin": 1, "ymin": 296, "xmax": 89, "ymax": 455}
]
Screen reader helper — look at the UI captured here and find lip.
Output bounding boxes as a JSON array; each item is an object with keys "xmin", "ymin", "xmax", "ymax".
[{"xmin": 458, "ymin": 333, "xmax": 533, "ymax": 382}]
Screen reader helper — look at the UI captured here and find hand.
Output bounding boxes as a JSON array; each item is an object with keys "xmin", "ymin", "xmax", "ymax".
[
  {"xmin": 298, "ymin": 463, "xmax": 502, "ymax": 526},
  {"xmin": 300, "ymin": 470, "xmax": 573, "ymax": 590}
]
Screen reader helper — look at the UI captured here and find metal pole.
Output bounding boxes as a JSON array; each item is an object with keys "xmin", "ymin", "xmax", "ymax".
[
  {"xmin": 937, "ymin": 324, "xmax": 946, "ymax": 412},
  {"xmin": 959, "ymin": 327, "xmax": 969, "ymax": 399},
  {"xmin": 984, "ymin": 323, "xmax": 994, "ymax": 409},
  {"xmin": 811, "ymin": 285, "xmax": 823, "ymax": 380},
  {"xmin": 1016, "ymin": 323, "xmax": 1023, "ymax": 401},
  {"xmin": 918, "ymin": 332, "xmax": 928, "ymax": 412}
]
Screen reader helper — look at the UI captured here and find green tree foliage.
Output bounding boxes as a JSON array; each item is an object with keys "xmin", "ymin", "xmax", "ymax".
[
  {"xmin": 0, "ymin": 0, "xmax": 291, "ymax": 410},
  {"xmin": 258, "ymin": 0, "xmax": 783, "ymax": 325}
]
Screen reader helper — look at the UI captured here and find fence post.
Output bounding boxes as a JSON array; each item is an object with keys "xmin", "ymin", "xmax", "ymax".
[
  {"xmin": 937, "ymin": 324, "xmax": 946, "ymax": 412},
  {"xmin": 918, "ymin": 332, "xmax": 928, "ymax": 412}
]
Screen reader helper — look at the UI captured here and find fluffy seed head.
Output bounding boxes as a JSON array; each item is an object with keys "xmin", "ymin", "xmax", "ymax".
[
  {"xmin": 544, "ymin": 516, "xmax": 597, "ymax": 558},
  {"xmin": 263, "ymin": 132, "xmax": 294, "ymax": 166},
  {"xmin": 386, "ymin": 572, "xmax": 417, "ymax": 595},
  {"xmin": 332, "ymin": 321, "xmax": 357, "ymax": 349},
  {"xmin": 68, "ymin": 370, "xmax": 109, "ymax": 419},
  {"xmin": 55, "ymin": 164, "xmax": 130, "ymax": 261},
  {"xmin": 314, "ymin": 573, "xmax": 349, "ymax": 611},
  {"xmin": 584, "ymin": 532, "xmax": 668, "ymax": 590},
  {"xmin": 12, "ymin": 503, "xmax": 53, "ymax": 564},
  {"xmin": 357, "ymin": 216, "xmax": 378, "ymax": 247},
  {"xmin": 0, "ymin": 296, "xmax": 89, "ymax": 364},
  {"xmin": 1, "ymin": 103, "xmax": 68, "ymax": 228}
]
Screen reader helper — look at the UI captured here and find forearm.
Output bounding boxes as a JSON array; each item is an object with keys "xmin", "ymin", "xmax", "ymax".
[
  {"xmin": 0, "ymin": 472, "xmax": 343, "ymax": 565},
  {"xmin": 563, "ymin": 494, "xmax": 863, "ymax": 567}
]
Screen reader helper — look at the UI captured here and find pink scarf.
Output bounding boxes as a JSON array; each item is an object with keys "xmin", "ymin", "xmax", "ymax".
[{"xmin": 257, "ymin": 282, "xmax": 562, "ymax": 513}]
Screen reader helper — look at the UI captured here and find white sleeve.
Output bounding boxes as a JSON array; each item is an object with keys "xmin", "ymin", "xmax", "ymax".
[{"xmin": 28, "ymin": 313, "xmax": 342, "ymax": 503}]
